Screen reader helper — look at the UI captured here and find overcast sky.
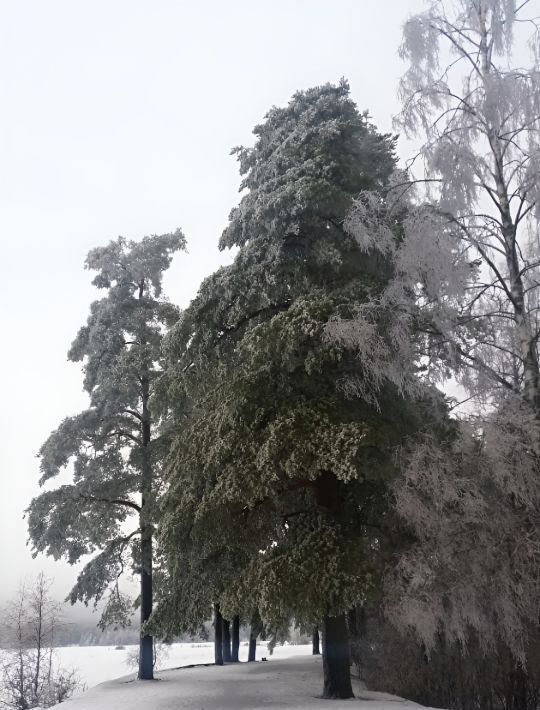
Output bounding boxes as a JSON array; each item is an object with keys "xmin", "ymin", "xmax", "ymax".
[{"xmin": 0, "ymin": 0, "xmax": 425, "ymax": 610}]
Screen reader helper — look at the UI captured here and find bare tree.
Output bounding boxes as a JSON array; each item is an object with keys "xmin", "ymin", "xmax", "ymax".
[{"xmin": 1, "ymin": 574, "xmax": 80, "ymax": 709}]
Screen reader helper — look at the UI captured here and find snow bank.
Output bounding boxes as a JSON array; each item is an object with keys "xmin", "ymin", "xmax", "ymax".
[{"xmin": 59, "ymin": 654, "xmax": 440, "ymax": 710}]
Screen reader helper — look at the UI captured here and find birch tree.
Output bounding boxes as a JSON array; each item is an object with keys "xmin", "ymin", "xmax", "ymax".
[
  {"xmin": 330, "ymin": 0, "xmax": 540, "ymax": 409},
  {"xmin": 27, "ymin": 231, "xmax": 185, "ymax": 680},
  {"xmin": 326, "ymin": 0, "xmax": 540, "ymax": 671},
  {"xmin": 398, "ymin": 0, "xmax": 540, "ymax": 406},
  {"xmin": 1, "ymin": 574, "xmax": 80, "ymax": 709}
]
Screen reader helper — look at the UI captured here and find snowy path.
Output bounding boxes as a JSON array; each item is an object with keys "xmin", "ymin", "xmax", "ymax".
[
  {"xmin": 55, "ymin": 641, "xmax": 312, "ymax": 688},
  {"xmin": 59, "ymin": 655, "xmax": 437, "ymax": 710}
]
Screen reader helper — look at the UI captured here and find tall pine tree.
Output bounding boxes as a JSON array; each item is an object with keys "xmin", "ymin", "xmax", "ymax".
[
  {"xmin": 28, "ymin": 231, "xmax": 185, "ymax": 680},
  {"xmin": 156, "ymin": 82, "xmax": 434, "ymax": 697}
]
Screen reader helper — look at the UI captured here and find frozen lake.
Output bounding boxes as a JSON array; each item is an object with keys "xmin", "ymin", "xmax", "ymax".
[{"xmin": 55, "ymin": 642, "xmax": 313, "ymax": 691}]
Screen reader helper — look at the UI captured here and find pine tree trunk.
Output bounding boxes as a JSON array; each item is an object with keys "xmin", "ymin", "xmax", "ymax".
[
  {"xmin": 248, "ymin": 632, "xmax": 257, "ymax": 662},
  {"xmin": 322, "ymin": 613, "xmax": 354, "ymax": 699},
  {"xmin": 138, "ymin": 373, "xmax": 154, "ymax": 681},
  {"xmin": 222, "ymin": 618, "xmax": 232, "ymax": 662},
  {"xmin": 312, "ymin": 627, "xmax": 320, "ymax": 655},
  {"xmin": 231, "ymin": 615, "xmax": 240, "ymax": 662},
  {"xmin": 214, "ymin": 604, "xmax": 224, "ymax": 666},
  {"xmin": 138, "ymin": 526, "xmax": 153, "ymax": 679},
  {"xmin": 139, "ymin": 544, "xmax": 153, "ymax": 680},
  {"xmin": 248, "ymin": 610, "xmax": 260, "ymax": 662}
]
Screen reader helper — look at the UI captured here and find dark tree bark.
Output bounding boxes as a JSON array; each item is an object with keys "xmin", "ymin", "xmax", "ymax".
[
  {"xmin": 222, "ymin": 618, "xmax": 232, "ymax": 663},
  {"xmin": 214, "ymin": 604, "xmax": 224, "ymax": 665},
  {"xmin": 322, "ymin": 613, "xmax": 354, "ymax": 699},
  {"xmin": 138, "ymin": 374, "xmax": 154, "ymax": 681},
  {"xmin": 138, "ymin": 545, "xmax": 153, "ymax": 680},
  {"xmin": 248, "ymin": 610, "xmax": 260, "ymax": 662},
  {"xmin": 347, "ymin": 605, "xmax": 366, "ymax": 670},
  {"xmin": 347, "ymin": 608, "xmax": 358, "ymax": 637},
  {"xmin": 248, "ymin": 632, "xmax": 257, "ymax": 662},
  {"xmin": 231, "ymin": 615, "xmax": 240, "ymax": 662},
  {"xmin": 312, "ymin": 627, "xmax": 320, "ymax": 655}
]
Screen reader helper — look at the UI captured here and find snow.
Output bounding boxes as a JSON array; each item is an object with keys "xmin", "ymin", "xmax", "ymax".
[
  {"xmin": 58, "ymin": 654, "xmax": 440, "ymax": 710},
  {"xmin": 55, "ymin": 641, "xmax": 312, "ymax": 689}
]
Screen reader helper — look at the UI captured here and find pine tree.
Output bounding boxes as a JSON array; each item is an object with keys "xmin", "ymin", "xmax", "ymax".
[
  {"xmin": 27, "ymin": 231, "xmax": 185, "ymax": 680},
  {"xmin": 156, "ymin": 82, "xmax": 435, "ymax": 698}
]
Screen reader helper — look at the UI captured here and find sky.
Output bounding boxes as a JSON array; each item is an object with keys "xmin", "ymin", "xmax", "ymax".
[{"xmin": 0, "ymin": 0, "xmax": 426, "ymax": 611}]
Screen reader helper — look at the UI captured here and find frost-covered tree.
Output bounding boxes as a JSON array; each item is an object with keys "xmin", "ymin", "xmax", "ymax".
[
  {"xmin": 325, "ymin": 0, "xmax": 540, "ymax": 674},
  {"xmin": 154, "ymin": 81, "xmax": 440, "ymax": 699},
  {"xmin": 1, "ymin": 574, "xmax": 81, "ymax": 709},
  {"xmin": 330, "ymin": 0, "xmax": 540, "ymax": 408},
  {"xmin": 400, "ymin": 0, "xmax": 540, "ymax": 406},
  {"xmin": 27, "ymin": 231, "xmax": 185, "ymax": 680},
  {"xmin": 384, "ymin": 399, "xmax": 540, "ymax": 671}
]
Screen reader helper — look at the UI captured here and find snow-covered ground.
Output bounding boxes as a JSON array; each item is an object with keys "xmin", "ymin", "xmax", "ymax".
[
  {"xmin": 55, "ymin": 641, "xmax": 312, "ymax": 690},
  {"xmin": 59, "ymin": 654, "xmax": 437, "ymax": 710}
]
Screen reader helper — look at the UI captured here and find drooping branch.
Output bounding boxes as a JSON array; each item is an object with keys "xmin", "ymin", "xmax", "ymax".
[{"xmin": 78, "ymin": 494, "xmax": 141, "ymax": 513}]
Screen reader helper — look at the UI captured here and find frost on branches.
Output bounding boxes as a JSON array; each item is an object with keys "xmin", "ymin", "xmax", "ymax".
[
  {"xmin": 387, "ymin": 398, "xmax": 540, "ymax": 663},
  {"xmin": 330, "ymin": 0, "xmax": 540, "ymax": 409},
  {"xmin": 1, "ymin": 574, "xmax": 81, "ymax": 709},
  {"xmin": 156, "ymin": 82, "xmax": 436, "ymax": 700},
  {"xmin": 27, "ymin": 231, "xmax": 185, "ymax": 681},
  {"xmin": 325, "ymin": 0, "xmax": 540, "ymax": 664}
]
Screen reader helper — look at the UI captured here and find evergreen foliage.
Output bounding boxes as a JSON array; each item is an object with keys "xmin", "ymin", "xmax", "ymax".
[
  {"xmin": 154, "ymin": 81, "xmax": 439, "ymax": 698},
  {"xmin": 27, "ymin": 231, "xmax": 185, "ymax": 680}
]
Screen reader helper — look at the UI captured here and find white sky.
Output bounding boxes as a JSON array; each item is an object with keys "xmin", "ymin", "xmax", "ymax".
[{"xmin": 0, "ymin": 0, "xmax": 425, "ymax": 609}]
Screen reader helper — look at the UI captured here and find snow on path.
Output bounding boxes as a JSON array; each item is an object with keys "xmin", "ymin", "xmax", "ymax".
[
  {"xmin": 56, "ymin": 642, "xmax": 312, "ymax": 689},
  {"xmin": 59, "ymin": 655, "xmax": 439, "ymax": 710}
]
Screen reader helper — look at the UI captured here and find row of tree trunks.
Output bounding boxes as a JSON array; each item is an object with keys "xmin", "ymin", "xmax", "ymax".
[
  {"xmin": 214, "ymin": 606, "xmax": 245, "ymax": 664},
  {"xmin": 215, "ymin": 605, "xmax": 353, "ymax": 698}
]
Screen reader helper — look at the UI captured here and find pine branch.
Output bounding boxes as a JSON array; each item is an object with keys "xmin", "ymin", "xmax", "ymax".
[{"xmin": 79, "ymin": 494, "xmax": 141, "ymax": 513}]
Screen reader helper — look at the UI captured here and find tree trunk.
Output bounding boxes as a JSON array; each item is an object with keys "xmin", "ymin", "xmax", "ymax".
[
  {"xmin": 231, "ymin": 615, "xmax": 240, "ymax": 662},
  {"xmin": 322, "ymin": 613, "xmax": 354, "ymax": 699},
  {"xmin": 138, "ymin": 374, "xmax": 154, "ymax": 681},
  {"xmin": 222, "ymin": 618, "xmax": 232, "ymax": 663},
  {"xmin": 214, "ymin": 604, "xmax": 224, "ymax": 666},
  {"xmin": 312, "ymin": 627, "xmax": 320, "ymax": 655},
  {"xmin": 139, "ymin": 546, "xmax": 153, "ymax": 680},
  {"xmin": 248, "ymin": 632, "xmax": 257, "ymax": 662},
  {"xmin": 248, "ymin": 610, "xmax": 260, "ymax": 662},
  {"xmin": 347, "ymin": 606, "xmax": 365, "ymax": 670},
  {"xmin": 477, "ymin": 20, "xmax": 540, "ymax": 409}
]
